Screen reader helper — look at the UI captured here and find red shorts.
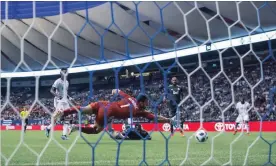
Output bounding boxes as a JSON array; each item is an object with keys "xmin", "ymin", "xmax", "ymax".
[{"xmin": 89, "ymin": 101, "xmax": 117, "ymax": 127}]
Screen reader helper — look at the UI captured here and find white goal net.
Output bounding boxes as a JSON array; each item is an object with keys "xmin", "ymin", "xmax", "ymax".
[{"xmin": 1, "ymin": 1, "xmax": 276, "ymax": 166}]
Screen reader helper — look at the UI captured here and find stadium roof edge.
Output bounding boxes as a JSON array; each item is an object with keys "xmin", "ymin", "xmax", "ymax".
[
  {"xmin": 1, "ymin": 29, "xmax": 276, "ymax": 78},
  {"xmin": 0, "ymin": 1, "xmax": 107, "ymax": 19}
]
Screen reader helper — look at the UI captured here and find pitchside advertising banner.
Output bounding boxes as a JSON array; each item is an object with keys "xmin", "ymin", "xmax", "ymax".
[{"xmin": 1, "ymin": 122, "xmax": 276, "ymax": 132}]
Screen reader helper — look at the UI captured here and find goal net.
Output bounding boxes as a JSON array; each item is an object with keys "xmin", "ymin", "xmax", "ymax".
[{"xmin": 1, "ymin": 1, "xmax": 276, "ymax": 166}]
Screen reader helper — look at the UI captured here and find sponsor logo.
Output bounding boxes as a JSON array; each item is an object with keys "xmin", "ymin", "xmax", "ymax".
[
  {"xmin": 162, "ymin": 123, "xmax": 171, "ymax": 132},
  {"xmin": 214, "ymin": 123, "xmax": 247, "ymax": 131},
  {"xmin": 162, "ymin": 123, "xmax": 189, "ymax": 132},
  {"xmin": 7, "ymin": 126, "xmax": 15, "ymax": 130},
  {"xmin": 183, "ymin": 124, "xmax": 189, "ymax": 130},
  {"xmin": 214, "ymin": 122, "xmax": 225, "ymax": 131}
]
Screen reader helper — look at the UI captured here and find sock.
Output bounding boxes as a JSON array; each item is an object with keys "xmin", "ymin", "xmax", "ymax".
[
  {"xmin": 47, "ymin": 124, "xmax": 52, "ymax": 130},
  {"xmin": 170, "ymin": 123, "xmax": 174, "ymax": 134},
  {"xmin": 63, "ymin": 106, "xmax": 81, "ymax": 117},
  {"xmin": 68, "ymin": 124, "xmax": 72, "ymax": 131},
  {"xmin": 107, "ymin": 123, "xmax": 113, "ymax": 132},
  {"xmin": 171, "ymin": 115, "xmax": 176, "ymax": 134},
  {"xmin": 246, "ymin": 123, "xmax": 249, "ymax": 133},
  {"xmin": 24, "ymin": 124, "xmax": 27, "ymax": 132},
  {"xmin": 235, "ymin": 123, "xmax": 239, "ymax": 131},
  {"xmin": 179, "ymin": 121, "xmax": 184, "ymax": 132},
  {"xmin": 63, "ymin": 124, "xmax": 68, "ymax": 136},
  {"xmin": 81, "ymin": 127, "xmax": 101, "ymax": 134}
]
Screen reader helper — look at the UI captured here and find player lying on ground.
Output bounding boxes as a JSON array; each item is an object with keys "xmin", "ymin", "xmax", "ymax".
[
  {"xmin": 54, "ymin": 89, "xmax": 174, "ymax": 137},
  {"xmin": 234, "ymin": 97, "xmax": 251, "ymax": 135},
  {"xmin": 101, "ymin": 121, "xmax": 151, "ymax": 140},
  {"xmin": 121, "ymin": 123, "xmax": 151, "ymax": 140}
]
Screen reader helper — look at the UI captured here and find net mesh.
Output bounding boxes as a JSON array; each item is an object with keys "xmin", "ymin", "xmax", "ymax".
[{"xmin": 1, "ymin": 1, "xmax": 276, "ymax": 166}]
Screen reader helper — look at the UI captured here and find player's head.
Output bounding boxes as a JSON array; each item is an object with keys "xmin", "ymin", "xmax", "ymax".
[
  {"xmin": 135, "ymin": 123, "xmax": 142, "ymax": 131},
  {"xmin": 171, "ymin": 77, "xmax": 178, "ymax": 85},
  {"xmin": 60, "ymin": 68, "xmax": 68, "ymax": 79},
  {"xmin": 240, "ymin": 97, "xmax": 245, "ymax": 104},
  {"xmin": 137, "ymin": 94, "xmax": 149, "ymax": 109}
]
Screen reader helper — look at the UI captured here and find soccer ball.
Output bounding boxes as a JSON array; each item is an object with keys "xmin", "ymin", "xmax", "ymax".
[{"xmin": 195, "ymin": 130, "xmax": 208, "ymax": 143}]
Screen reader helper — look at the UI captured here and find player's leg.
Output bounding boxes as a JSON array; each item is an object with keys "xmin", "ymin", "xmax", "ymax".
[
  {"xmin": 68, "ymin": 106, "xmax": 108, "ymax": 135},
  {"xmin": 61, "ymin": 102, "xmax": 71, "ymax": 140},
  {"xmin": 234, "ymin": 115, "xmax": 241, "ymax": 135},
  {"xmin": 60, "ymin": 102, "xmax": 105, "ymax": 117},
  {"xmin": 24, "ymin": 118, "xmax": 28, "ymax": 133},
  {"xmin": 67, "ymin": 119, "xmax": 73, "ymax": 135},
  {"xmin": 169, "ymin": 103, "xmax": 177, "ymax": 136},
  {"xmin": 61, "ymin": 119, "xmax": 70, "ymax": 140},
  {"xmin": 69, "ymin": 122, "xmax": 103, "ymax": 135},
  {"xmin": 176, "ymin": 107, "xmax": 185, "ymax": 136},
  {"xmin": 244, "ymin": 114, "xmax": 250, "ymax": 135},
  {"xmin": 234, "ymin": 122, "xmax": 239, "ymax": 135},
  {"xmin": 45, "ymin": 99, "xmax": 58, "ymax": 137}
]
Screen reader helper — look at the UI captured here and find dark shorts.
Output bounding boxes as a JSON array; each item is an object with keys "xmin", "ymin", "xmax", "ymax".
[{"xmin": 25, "ymin": 118, "xmax": 29, "ymax": 125}]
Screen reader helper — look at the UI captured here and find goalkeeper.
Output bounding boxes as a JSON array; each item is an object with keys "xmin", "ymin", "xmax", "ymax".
[{"xmin": 55, "ymin": 89, "xmax": 175, "ymax": 137}]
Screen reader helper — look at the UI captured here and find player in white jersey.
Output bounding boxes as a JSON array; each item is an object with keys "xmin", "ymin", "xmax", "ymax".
[
  {"xmin": 234, "ymin": 98, "xmax": 251, "ymax": 135},
  {"xmin": 45, "ymin": 68, "xmax": 72, "ymax": 140}
]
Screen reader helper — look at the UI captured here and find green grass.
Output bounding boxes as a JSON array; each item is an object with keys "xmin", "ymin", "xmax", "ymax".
[{"xmin": 1, "ymin": 131, "xmax": 275, "ymax": 166}]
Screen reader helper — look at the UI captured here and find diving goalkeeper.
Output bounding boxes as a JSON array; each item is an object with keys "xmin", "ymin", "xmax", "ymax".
[{"xmin": 54, "ymin": 89, "xmax": 174, "ymax": 135}]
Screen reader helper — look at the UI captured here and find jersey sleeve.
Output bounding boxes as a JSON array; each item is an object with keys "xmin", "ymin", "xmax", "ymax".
[
  {"xmin": 20, "ymin": 111, "xmax": 26, "ymax": 118},
  {"xmin": 66, "ymin": 80, "xmax": 69, "ymax": 90},
  {"xmin": 235, "ymin": 103, "xmax": 238, "ymax": 110},
  {"xmin": 52, "ymin": 80, "xmax": 59, "ymax": 88},
  {"xmin": 247, "ymin": 102, "xmax": 251, "ymax": 109},
  {"xmin": 118, "ymin": 90, "xmax": 131, "ymax": 99},
  {"xmin": 180, "ymin": 86, "xmax": 184, "ymax": 96}
]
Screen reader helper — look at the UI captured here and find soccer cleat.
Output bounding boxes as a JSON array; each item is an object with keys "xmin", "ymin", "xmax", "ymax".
[
  {"xmin": 170, "ymin": 132, "xmax": 174, "ymax": 137},
  {"xmin": 45, "ymin": 128, "xmax": 50, "ymax": 138},
  {"xmin": 247, "ymin": 133, "xmax": 250, "ymax": 136},
  {"xmin": 61, "ymin": 135, "xmax": 69, "ymax": 140},
  {"xmin": 233, "ymin": 130, "xmax": 237, "ymax": 135},
  {"xmin": 68, "ymin": 125, "xmax": 78, "ymax": 135}
]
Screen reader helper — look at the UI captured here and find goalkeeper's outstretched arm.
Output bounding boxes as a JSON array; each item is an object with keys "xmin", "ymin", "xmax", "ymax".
[{"xmin": 136, "ymin": 111, "xmax": 172, "ymax": 123}]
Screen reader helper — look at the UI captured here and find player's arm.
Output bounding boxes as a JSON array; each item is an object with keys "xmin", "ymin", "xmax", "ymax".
[
  {"xmin": 235, "ymin": 103, "xmax": 239, "ymax": 113},
  {"xmin": 25, "ymin": 110, "xmax": 30, "ymax": 117},
  {"xmin": 67, "ymin": 94, "xmax": 79, "ymax": 105},
  {"xmin": 136, "ymin": 111, "xmax": 171, "ymax": 123},
  {"xmin": 50, "ymin": 86, "xmax": 59, "ymax": 98},
  {"xmin": 246, "ymin": 103, "xmax": 251, "ymax": 113},
  {"xmin": 112, "ymin": 89, "xmax": 131, "ymax": 98},
  {"xmin": 180, "ymin": 86, "xmax": 184, "ymax": 100}
]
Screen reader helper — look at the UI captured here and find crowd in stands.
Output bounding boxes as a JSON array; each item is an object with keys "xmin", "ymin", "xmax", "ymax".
[{"xmin": 1, "ymin": 61, "xmax": 276, "ymax": 125}]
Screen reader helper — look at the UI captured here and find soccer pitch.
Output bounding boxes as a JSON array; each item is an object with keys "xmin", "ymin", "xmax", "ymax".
[{"xmin": 1, "ymin": 131, "xmax": 275, "ymax": 166}]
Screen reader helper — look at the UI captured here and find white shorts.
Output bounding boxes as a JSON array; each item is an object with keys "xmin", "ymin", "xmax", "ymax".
[
  {"xmin": 54, "ymin": 98, "xmax": 70, "ymax": 112},
  {"xmin": 235, "ymin": 114, "xmax": 249, "ymax": 123}
]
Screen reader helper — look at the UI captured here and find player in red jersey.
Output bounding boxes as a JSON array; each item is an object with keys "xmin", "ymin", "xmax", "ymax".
[{"xmin": 54, "ymin": 89, "xmax": 173, "ymax": 136}]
